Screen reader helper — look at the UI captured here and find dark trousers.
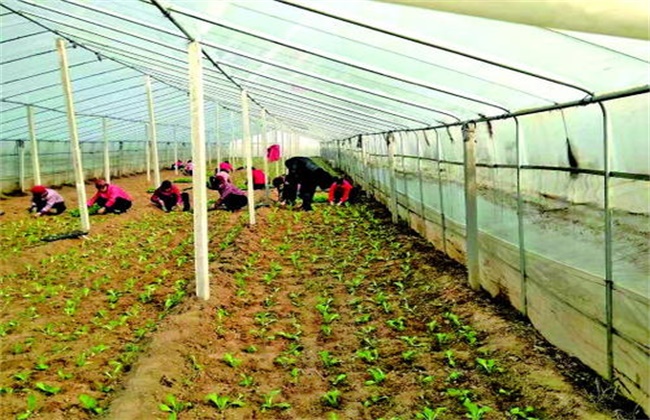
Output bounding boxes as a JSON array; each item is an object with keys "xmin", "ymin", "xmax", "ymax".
[
  {"xmin": 96, "ymin": 197, "xmax": 132, "ymax": 213},
  {"xmin": 35, "ymin": 199, "xmax": 66, "ymax": 215},
  {"xmin": 223, "ymin": 194, "xmax": 247, "ymax": 211},
  {"xmin": 152, "ymin": 192, "xmax": 190, "ymax": 212}
]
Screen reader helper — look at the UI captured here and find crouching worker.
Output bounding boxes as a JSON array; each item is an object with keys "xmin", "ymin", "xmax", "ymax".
[
  {"xmin": 29, "ymin": 185, "xmax": 66, "ymax": 217},
  {"xmin": 284, "ymin": 156, "xmax": 333, "ymax": 211},
  {"xmin": 87, "ymin": 179, "xmax": 133, "ymax": 215},
  {"xmin": 328, "ymin": 177, "xmax": 354, "ymax": 206},
  {"xmin": 211, "ymin": 175, "xmax": 247, "ymax": 211},
  {"xmin": 151, "ymin": 180, "xmax": 190, "ymax": 212}
]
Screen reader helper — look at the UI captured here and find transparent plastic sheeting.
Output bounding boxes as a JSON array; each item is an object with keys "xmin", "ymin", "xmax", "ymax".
[{"xmin": 323, "ymin": 95, "xmax": 649, "ymax": 413}]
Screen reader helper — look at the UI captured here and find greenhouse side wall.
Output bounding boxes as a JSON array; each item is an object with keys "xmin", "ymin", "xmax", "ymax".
[{"xmin": 322, "ymin": 96, "xmax": 650, "ymax": 413}]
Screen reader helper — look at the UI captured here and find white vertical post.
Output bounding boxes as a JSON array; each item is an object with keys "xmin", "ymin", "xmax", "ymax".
[
  {"xmin": 230, "ymin": 111, "xmax": 235, "ymax": 165},
  {"xmin": 188, "ymin": 40, "xmax": 210, "ymax": 300},
  {"xmin": 26, "ymin": 106, "xmax": 41, "ymax": 185},
  {"xmin": 215, "ymin": 105, "xmax": 221, "ymax": 167},
  {"xmin": 56, "ymin": 38, "xmax": 89, "ymax": 232},
  {"xmin": 173, "ymin": 127, "xmax": 179, "ymax": 175},
  {"xmin": 145, "ymin": 76, "xmax": 161, "ymax": 187},
  {"xmin": 145, "ymin": 125, "xmax": 151, "ymax": 182},
  {"xmin": 463, "ymin": 122, "xmax": 480, "ymax": 291},
  {"xmin": 18, "ymin": 141, "xmax": 26, "ymax": 191},
  {"xmin": 275, "ymin": 129, "xmax": 281, "ymax": 177},
  {"xmin": 261, "ymin": 110, "xmax": 270, "ymax": 199},
  {"xmin": 241, "ymin": 90, "xmax": 256, "ymax": 225},
  {"xmin": 387, "ymin": 132, "xmax": 398, "ymax": 224},
  {"xmin": 102, "ymin": 118, "xmax": 111, "ymax": 183}
]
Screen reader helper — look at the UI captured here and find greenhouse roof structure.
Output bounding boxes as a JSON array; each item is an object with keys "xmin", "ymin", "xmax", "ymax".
[{"xmin": 2, "ymin": 0, "xmax": 649, "ymax": 145}]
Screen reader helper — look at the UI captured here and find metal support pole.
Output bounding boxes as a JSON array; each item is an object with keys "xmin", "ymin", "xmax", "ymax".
[
  {"xmin": 102, "ymin": 118, "xmax": 111, "ymax": 183},
  {"xmin": 387, "ymin": 132, "xmax": 398, "ymax": 224},
  {"xmin": 242, "ymin": 90, "xmax": 256, "ymax": 225},
  {"xmin": 515, "ymin": 118, "xmax": 527, "ymax": 315},
  {"xmin": 598, "ymin": 102, "xmax": 614, "ymax": 381},
  {"xmin": 145, "ymin": 76, "xmax": 161, "ymax": 187},
  {"xmin": 463, "ymin": 122, "xmax": 480, "ymax": 291},
  {"xmin": 26, "ymin": 106, "xmax": 41, "ymax": 186},
  {"xmin": 56, "ymin": 38, "xmax": 89, "ymax": 232},
  {"xmin": 261, "ymin": 110, "xmax": 270, "ymax": 199},
  {"xmin": 145, "ymin": 125, "xmax": 151, "ymax": 182},
  {"xmin": 18, "ymin": 140, "xmax": 26, "ymax": 191},
  {"xmin": 188, "ymin": 40, "xmax": 210, "ymax": 300}
]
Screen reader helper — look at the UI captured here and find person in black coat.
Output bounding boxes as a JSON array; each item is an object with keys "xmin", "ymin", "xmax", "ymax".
[{"xmin": 283, "ymin": 157, "xmax": 333, "ymax": 211}]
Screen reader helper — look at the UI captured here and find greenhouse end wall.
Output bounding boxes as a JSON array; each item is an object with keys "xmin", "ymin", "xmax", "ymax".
[{"xmin": 323, "ymin": 98, "xmax": 650, "ymax": 413}]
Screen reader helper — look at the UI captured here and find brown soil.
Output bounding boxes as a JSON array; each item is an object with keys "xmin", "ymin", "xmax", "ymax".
[{"xmin": 0, "ymin": 169, "xmax": 644, "ymax": 419}]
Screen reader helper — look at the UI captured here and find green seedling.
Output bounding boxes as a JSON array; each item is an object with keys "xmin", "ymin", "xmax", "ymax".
[
  {"xmin": 319, "ymin": 351, "xmax": 342, "ymax": 368},
  {"xmin": 443, "ymin": 311, "xmax": 462, "ymax": 328},
  {"xmin": 365, "ymin": 367, "xmax": 387, "ymax": 385},
  {"xmin": 402, "ymin": 350, "xmax": 417, "ymax": 363},
  {"xmin": 331, "ymin": 373, "xmax": 347, "ymax": 386},
  {"xmin": 260, "ymin": 389, "xmax": 291, "ymax": 411},
  {"xmin": 205, "ymin": 393, "xmax": 246, "ymax": 410},
  {"xmin": 419, "ymin": 375, "xmax": 435, "ymax": 385},
  {"xmin": 463, "ymin": 399, "xmax": 492, "ymax": 420},
  {"xmin": 509, "ymin": 406, "xmax": 540, "ymax": 420},
  {"xmin": 16, "ymin": 394, "xmax": 38, "ymax": 420},
  {"xmin": 78, "ymin": 394, "xmax": 103, "ymax": 414},
  {"xmin": 435, "ymin": 332, "xmax": 452, "ymax": 346},
  {"xmin": 322, "ymin": 312, "xmax": 340, "ymax": 324},
  {"xmin": 447, "ymin": 387, "xmax": 472, "ymax": 401},
  {"xmin": 354, "ymin": 314, "xmax": 372, "ymax": 324},
  {"xmin": 321, "ymin": 389, "xmax": 342, "ymax": 408},
  {"xmin": 446, "ymin": 371, "xmax": 463, "ymax": 383},
  {"xmin": 363, "ymin": 394, "xmax": 389, "ymax": 407},
  {"xmin": 34, "ymin": 382, "xmax": 61, "ymax": 395},
  {"xmin": 222, "ymin": 353, "xmax": 242, "ymax": 368},
  {"xmin": 476, "ymin": 358, "xmax": 503, "ymax": 374},
  {"xmin": 426, "ymin": 320, "xmax": 439, "ymax": 333},
  {"xmin": 243, "ymin": 345, "xmax": 258, "ymax": 353},
  {"xmin": 238, "ymin": 373, "xmax": 254, "ymax": 387},
  {"xmin": 159, "ymin": 394, "xmax": 190, "ymax": 420},
  {"xmin": 356, "ymin": 348, "xmax": 379, "ymax": 363},
  {"xmin": 13, "ymin": 371, "xmax": 32, "ymax": 382},
  {"xmin": 444, "ymin": 350, "xmax": 456, "ymax": 367},
  {"xmin": 459, "ymin": 325, "xmax": 478, "ymax": 345},
  {"xmin": 321, "ymin": 325, "xmax": 333, "ymax": 337},
  {"xmin": 416, "ymin": 406, "xmax": 447, "ymax": 420},
  {"xmin": 386, "ymin": 317, "xmax": 406, "ymax": 332}
]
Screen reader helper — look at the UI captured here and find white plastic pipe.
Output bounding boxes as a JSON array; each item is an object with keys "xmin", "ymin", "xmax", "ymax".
[
  {"xmin": 387, "ymin": 132, "xmax": 398, "ymax": 224},
  {"xmin": 173, "ymin": 127, "xmax": 179, "ymax": 175},
  {"xmin": 241, "ymin": 90, "xmax": 256, "ymax": 225},
  {"xmin": 215, "ymin": 105, "xmax": 221, "ymax": 167},
  {"xmin": 145, "ymin": 125, "xmax": 151, "ymax": 182},
  {"xmin": 26, "ymin": 106, "xmax": 41, "ymax": 186},
  {"xmin": 18, "ymin": 141, "xmax": 25, "ymax": 191},
  {"xmin": 462, "ymin": 122, "xmax": 480, "ymax": 291},
  {"xmin": 261, "ymin": 110, "xmax": 270, "ymax": 199},
  {"xmin": 56, "ymin": 39, "xmax": 90, "ymax": 232},
  {"xmin": 188, "ymin": 40, "xmax": 210, "ymax": 300}
]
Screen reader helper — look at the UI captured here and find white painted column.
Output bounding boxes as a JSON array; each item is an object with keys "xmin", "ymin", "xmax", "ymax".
[
  {"xmin": 145, "ymin": 76, "xmax": 161, "ymax": 187},
  {"xmin": 18, "ymin": 140, "xmax": 26, "ymax": 191},
  {"xmin": 56, "ymin": 38, "xmax": 89, "ymax": 232},
  {"xmin": 102, "ymin": 118, "xmax": 111, "ymax": 183},
  {"xmin": 188, "ymin": 40, "xmax": 210, "ymax": 300},
  {"xmin": 387, "ymin": 132, "xmax": 398, "ymax": 224},
  {"xmin": 463, "ymin": 122, "xmax": 480, "ymax": 291},
  {"xmin": 173, "ymin": 127, "xmax": 179, "ymax": 175},
  {"xmin": 261, "ymin": 110, "xmax": 270, "ymax": 199},
  {"xmin": 26, "ymin": 106, "xmax": 41, "ymax": 185},
  {"xmin": 241, "ymin": 90, "xmax": 256, "ymax": 225},
  {"xmin": 145, "ymin": 125, "xmax": 151, "ymax": 182},
  {"xmin": 215, "ymin": 105, "xmax": 221, "ymax": 167}
]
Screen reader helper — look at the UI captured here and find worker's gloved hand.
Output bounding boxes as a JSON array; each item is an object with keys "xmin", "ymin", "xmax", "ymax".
[{"xmin": 97, "ymin": 207, "xmax": 106, "ymax": 215}]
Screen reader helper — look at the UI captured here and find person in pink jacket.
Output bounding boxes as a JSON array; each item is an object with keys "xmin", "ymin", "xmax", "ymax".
[
  {"xmin": 211, "ymin": 175, "xmax": 247, "ymax": 211},
  {"xmin": 328, "ymin": 177, "xmax": 354, "ymax": 206},
  {"xmin": 251, "ymin": 167, "xmax": 267, "ymax": 190},
  {"xmin": 87, "ymin": 179, "xmax": 133, "ymax": 214},
  {"xmin": 219, "ymin": 160, "xmax": 234, "ymax": 173},
  {"xmin": 150, "ymin": 180, "xmax": 190, "ymax": 212}
]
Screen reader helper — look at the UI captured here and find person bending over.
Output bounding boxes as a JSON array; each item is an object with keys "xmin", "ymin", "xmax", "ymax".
[
  {"xmin": 151, "ymin": 180, "xmax": 190, "ymax": 212},
  {"xmin": 284, "ymin": 156, "xmax": 333, "ymax": 211},
  {"xmin": 29, "ymin": 185, "xmax": 66, "ymax": 217},
  {"xmin": 211, "ymin": 175, "xmax": 247, "ymax": 211},
  {"xmin": 328, "ymin": 177, "xmax": 354, "ymax": 206},
  {"xmin": 251, "ymin": 167, "xmax": 267, "ymax": 190},
  {"xmin": 87, "ymin": 179, "xmax": 133, "ymax": 214}
]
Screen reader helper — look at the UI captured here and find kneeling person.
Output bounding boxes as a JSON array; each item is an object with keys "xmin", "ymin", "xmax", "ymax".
[
  {"xmin": 87, "ymin": 179, "xmax": 133, "ymax": 214},
  {"xmin": 30, "ymin": 185, "xmax": 66, "ymax": 217},
  {"xmin": 151, "ymin": 180, "xmax": 190, "ymax": 212},
  {"xmin": 212, "ymin": 175, "xmax": 247, "ymax": 211}
]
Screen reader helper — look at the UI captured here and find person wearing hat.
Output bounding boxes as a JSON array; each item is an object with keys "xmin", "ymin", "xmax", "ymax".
[
  {"xmin": 87, "ymin": 179, "xmax": 133, "ymax": 214},
  {"xmin": 29, "ymin": 185, "xmax": 67, "ymax": 217}
]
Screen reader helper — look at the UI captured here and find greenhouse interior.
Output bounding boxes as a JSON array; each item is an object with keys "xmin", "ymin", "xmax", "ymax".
[{"xmin": 1, "ymin": 0, "xmax": 648, "ymax": 418}]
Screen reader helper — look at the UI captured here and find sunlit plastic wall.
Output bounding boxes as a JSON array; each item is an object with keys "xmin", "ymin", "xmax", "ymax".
[{"xmin": 323, "ymin": 93, "xmax": 650, "ymax": 413}]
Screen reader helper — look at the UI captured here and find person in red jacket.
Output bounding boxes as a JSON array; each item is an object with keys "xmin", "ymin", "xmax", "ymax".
[
  {"xmin": 87, "ymin": 179, "xmax": 133, "ymax": 214},
  {"xmin": 251, "ymin": 167, "xmax": 267, "ymax": 190},
  {"xmin": 328, "ymin": 177, "xmax": 354, "ymax": 206},
  {"xmin": 150, "ymin": 180, "xmax": 190, "ymax": 212}
]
